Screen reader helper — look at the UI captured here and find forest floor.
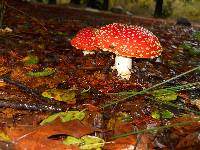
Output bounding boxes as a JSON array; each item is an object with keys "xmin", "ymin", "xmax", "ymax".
[{"xmin": 0, "ymin": 0, "xmax": 200, "ymax": 149}]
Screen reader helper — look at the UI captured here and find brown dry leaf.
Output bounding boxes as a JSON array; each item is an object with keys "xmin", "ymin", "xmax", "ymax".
[
  {"xmin": 0, "ymin": 81, "xmax": 7, "ymax": 87},
  {"xmin": 8, "ymin": 127, "xmax": 78, "ymax": 150},
  {"xmin": 112, "ymin": 122, "xmax": 133, "ymax": 136},
  {"xmin": 178, "ymin": 92, "xmax": 190, "ymax": 103},
  {"xmin": 171, "ymin": 116, "xmax": 200, "ymax": 136},
  {"xmin": 10, "ymin": 66, "xmax": 31, "ymax": 85},
  {"xmin": 169, "ymin": 116, "xmax": 200, "ymax": 149},
  {"xmin": 9, "ymin": 50, "xmax": 23, "ymax": 61},
  {"xmin": 104, "ymin": 121, "xmax": 137, "ymax": 149},
  {"xmin": 105, "ymin": 117, "xmax": 154, "ymax": 150},
  {"xmin": 11, "ymin": 64, "xmax": 69, "ymax": 89},
  {"xmin": 81, "ymin": 104, "xmax": 100, "ymax": 112},
  {"xmin": 136, "ymin": 134, "xmax": 155, "ymax": 150},
  {"xmin": 14, "ymin": 137, "xmax": 80, "ymax": 150},
  {"xmin": 175, "ymin": 132, "xmax": 200, "ymax": 149},
  {"xmin": 105, "ymin": 134, "xmax": 154, "ymax": 150},
  {"xmin": 40, "ymin": 119, "xmax": 95, "ymax": 138},
  {"xmin": 6, "ymin": 119, "xmax": 94, "ymax": 149},
  {"xmin": 1, "ymin": 108, "xmax": 24, "ymax": 119},
  {"xmin": 0, "ymin": 66, "xmax": 11, "ymax": 76},
  {"xmin": 104, "ymin": 136, "xmax": 136, "ymax": 150}
]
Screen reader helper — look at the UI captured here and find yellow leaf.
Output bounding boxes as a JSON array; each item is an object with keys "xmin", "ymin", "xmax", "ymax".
[{"xmin": 0, "ymin": 81, "xmax": 6, "ymax": 87}]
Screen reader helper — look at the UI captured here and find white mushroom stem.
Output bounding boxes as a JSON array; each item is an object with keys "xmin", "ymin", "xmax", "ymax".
[
  {"xmin": 114, "ymin": 55, "xmax": 132, "ymax": 80},
  {"xmin": 82, "ymin": 50, "xmax": 95, "ymax": 56}
]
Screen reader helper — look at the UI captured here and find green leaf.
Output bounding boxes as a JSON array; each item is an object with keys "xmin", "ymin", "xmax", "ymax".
[
  {"xmin": 81, "ymin": 86, "xmax": 91, "ymax": 94},
  {"xmin": 0, "ymin": 131, "xmax": 11, "ymax": 142},
  {"xmin": 22, "ymin": 55, "xmax": 39, "ymax": 65},
  {"xmin": 40, "ymin": 111, "xmax": 85, "ymax": 125},
  {"xmin": 162, "ymin": 110, "xmax": 174, "ymax": 119},
  {"xmin": 60, "ymin": 111, "xmax": 85, "ymax": 122},
  {"xmin": 151, "ymin": 110, "xmax": 174, "ymax": 119},
  {"xmin": 40, "ymin": 112, "xmax": 66, "ymax": 125},
  {"xmin": 152, "ymin": 89, "xmax": 178, "ymax": 102},
  {"xmin": 181, "ymin": 43, "xmax": 200, "ymax": 56},
  {"xmin": 42, "ymin": 88, "xmax": 76, "ymax": 103},
  {"xmin": 151, "ymin": 111, "xmax": 161, "ymax": 119},
  {"xmin": 63, "ymin": 136, "xmax": 82, "ymax": 145},
  {"xmin": 193, "ymin": 31, "xmax": 200, "ymax": 42},
  {"xmin": 27, "ymin": 67, "xmax": 56, "ymax": 77},
  {"xmin": 80, "ymin": 135, "xmax": 105, "ymax": 150},
  {"xmin": 63, "ymin": 135, "xmax": 105, "ymax": 150}
]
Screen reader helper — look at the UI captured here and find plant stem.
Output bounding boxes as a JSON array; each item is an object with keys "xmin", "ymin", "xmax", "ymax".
[
  {"xmin": 111, "ymin": 117, "xmax": 200, "ymax": 139},
  {"xmin": 144, "ymin": 66, "xmax": 200, "ymax": 92},
  {"xmin": 102, "ymin": 66, "xmax": 200, "ymax": 108},
  {"xmin": 162, "ymin": 102, "xmax": 200, "ymax": 115}
]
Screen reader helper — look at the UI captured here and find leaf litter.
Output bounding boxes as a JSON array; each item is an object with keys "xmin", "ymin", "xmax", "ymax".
[{"xmin": 0, "ymin": 0, "xmax": 200, "ymax": 149}]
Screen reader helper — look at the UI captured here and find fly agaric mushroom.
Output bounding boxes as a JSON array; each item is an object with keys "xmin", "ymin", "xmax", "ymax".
[
  {"xmin": 96, "ymin": 23, "xmax": 162, "ymax": 80},
  {"xmin": 71, "ymin": 27, "xmax": 98, "ymax": 55}
]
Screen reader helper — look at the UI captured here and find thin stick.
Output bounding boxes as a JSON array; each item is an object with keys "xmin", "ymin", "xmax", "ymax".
[
  {"xmin": 1, "ymin": 76, "xmax": 67, "ymax": 112},
  {"xmin": 0, "ymin": 98, "xmax": 65, "ymax": 112}
]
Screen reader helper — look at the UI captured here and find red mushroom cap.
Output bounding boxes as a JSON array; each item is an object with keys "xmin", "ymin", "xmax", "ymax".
[
  {"xmin": 96, "ymin": 23, "xmax": 162, "ymax": 58},
  {"xmin": 71, "ymin": 27, "xmax": 98, "ymax": 51}
]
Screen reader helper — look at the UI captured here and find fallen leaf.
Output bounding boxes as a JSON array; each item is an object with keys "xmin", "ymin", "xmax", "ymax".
[
  {"xmin": 105, "ymin": 134, "xmax": 154, "ymax": 150},
  {"xmin": 7, "ymin": 125, "xmax": 69, "ymax": 150},
  {"xmin": 175, "ymin": 132, "xmax": 200, "ymax": 149},
  {"xmin": 63, "ymin": 136, "xmax": 82, "ymax": 145},
  {"xmin": 81, "ymin": 104, "xmax": 100, "ymax": 112},
  {"xmin": 0, "ymin": 80, "xmax": 7, "ymax": 87},
  {"xmin": 63, "ymin": 135, "xmax": 105, "ymax": 150},
  {"xmin": 22, "ymin": 55, "xmax": 39, "ymax": 65},
  {"xmin": 104, "ymin": 136, "xmax": 136, "ymax": 150},
  {"xmin": 6, "ymin": 119, "xmax": 95, "ymax": 149},
  {"xmin": 107, "ymin": 112, "xmax": 133, "ymax": 135},
  {"xmin": 43, "ymin": 119, "xmax": 94, "ymax": 138},
  {"xmin": 181, "ymin": 43, "xmax": 200, "ymax": 56},
  {"xmin": 151, "ymin": 110, "xmax": 174, "ymax": 119},
  {"xmin": 40, "ymin": 111, "xmax": 85, "ymax": 125},
  {"xmin": 152, "ymin": 89, "xmax": 178, "ymax": 102},
  {"xmin": 193, "ymin": 31, "xmax": 200, "ymax": 42},
  {"xmin": 79, "ymin": 135, "xmax": 105, "ymax": 150},
  {"xmin": 27, "ymin": 67, "xmax": 56, "ymax": 77},
  {"xmin": 171, "ymin": 116, "xmax": 200, "ymax": 136},
  {"xmin": 42, "ymin": 88, "xmax": 76, "ymax": 103},
  {"xmin": 0, "ymin": 131, "xmax": 11, "ymax": 142}
]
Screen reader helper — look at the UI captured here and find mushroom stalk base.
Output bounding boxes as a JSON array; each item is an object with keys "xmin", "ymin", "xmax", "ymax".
[
  {"xmin": 114, "ymin": 55, "xmax": 132, "ymax": 80},
  {"xmin": 83, "ymin": 50, "xmax": 95, "ymax": 56}
]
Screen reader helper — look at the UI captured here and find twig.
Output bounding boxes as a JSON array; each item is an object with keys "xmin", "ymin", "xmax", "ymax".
[
  {"xmin": 0, "ymin": 98, "xmax": 64, "ymax": 112},
  {"xmin": 1, "ymin": 76, "xmax": 67, "ymax": 112},
  {"xmin": 2, "ymin": 76, "xmax": 43, "ymax": 99}
]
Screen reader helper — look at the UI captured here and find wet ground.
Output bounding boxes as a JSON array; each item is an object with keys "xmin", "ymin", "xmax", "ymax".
[{"xmin": 0, "ymin": 0, "xmax": 200, "ymax": 149}]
